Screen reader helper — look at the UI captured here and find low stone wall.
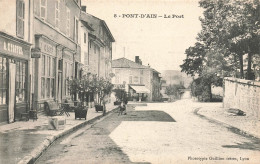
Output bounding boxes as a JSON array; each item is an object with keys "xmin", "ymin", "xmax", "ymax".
[{"xmin": 223, "ymin": 77, "xmax": 260, "ymax": 119}]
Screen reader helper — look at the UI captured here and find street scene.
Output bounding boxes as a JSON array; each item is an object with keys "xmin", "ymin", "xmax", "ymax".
[
  {"xmin": 35, "ymin": 99, "xmax": 260, "ymax": 164},
  {"xmin": 0, "ymin": 0, "xmax": 260, "ymax": 164}
]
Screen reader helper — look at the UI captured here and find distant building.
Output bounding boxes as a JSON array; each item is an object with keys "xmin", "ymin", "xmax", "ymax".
[
  {"xmin": 112, "ymin": 56, "xmax": 161, "ymax": 102},
  {"xmin": 80, "ymin": 10, "xmax": 115, "ymax": 78},
  {"xmin": 79, "ymin": 7, "xmax": 115, "ymax": 106}
]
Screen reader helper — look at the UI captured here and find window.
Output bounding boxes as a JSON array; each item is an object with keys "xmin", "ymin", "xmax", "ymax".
[
  {"xmin": 16, "ymin": 61, "xmax": 27, "ymax": 103},
  {"xmin": 66, "ymin": 7, "xmax": 70, "ymax": 36},
  {"xmin": 64, "ymin": 61, "xmax": 73, "ymax": 96},
  {"xmin": 140, "ymin": 77, "xmax": 144, "ymax": 84},
  {"xmin": 129, "ymin": 76, "xmax": 132, "ymax": 84},
  {"xmin": 17, "ymin": 0, "xmax": 25, "ymax": 38},
  {"xmin": 74, "ymin": 17, "xmax": 79, "ymax": 43},
  {"xmin": 41, "ymin": 55, "xmax": 55, "ymax": 99},
  {"xmin": 134, "ymin": 76, "xmax": 139, "ymax": 83},
  {"xmin": 84, "ymin": 33, "xmax": 86, "ymax": 44},
  {"xmin": 40, "ymin": 0, "xmax": 47, "ymax": 19},
  {"xmin": 0, "ymin": 57, "xmax": 7, "ymax": 105},
  {"xmin": 55, "ymin": 0, "xmax": 60, "ymax": 28},
  {"xmin": 94, "ymin": 45, "xmax": 96, "ymax": 54},
  {"xmin": 140, "ymin": 70, "xmax": 143, "ymax": 75}
]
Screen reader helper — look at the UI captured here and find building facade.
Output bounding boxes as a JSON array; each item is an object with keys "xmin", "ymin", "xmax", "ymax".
[
  {"xmin": 80, "ymin": 10, "xmax": 115, "ymax": 78},
  {"xmin": 31, "ymin": 0, "xmax": 81, "ymax": 110},
  {"xmin": 0, "ymin": 0, "xmax": 115, "ymax": 124},
  {"xmin": 0, "ymin": 0, "xmax": 32, "ymax": 123},
  {"xmin": 112, "ymin": 57, "xmax": 161, "ymax": 102}
]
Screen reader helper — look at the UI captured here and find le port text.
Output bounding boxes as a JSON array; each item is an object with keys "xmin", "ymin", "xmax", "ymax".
[{"xmin": 114, "ymin": 14, "xmax": 184, "ymax": 19}]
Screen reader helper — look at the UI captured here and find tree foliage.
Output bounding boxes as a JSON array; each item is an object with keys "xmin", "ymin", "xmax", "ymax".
[{"xmin": 180, "ymin": 0, "xmax": 260, "ymax": 101}]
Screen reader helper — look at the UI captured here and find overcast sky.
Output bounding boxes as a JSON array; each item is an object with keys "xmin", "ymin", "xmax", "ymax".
[{"xmin": 82, "ymin": 0, "xmax": 203, "ymax": 72}]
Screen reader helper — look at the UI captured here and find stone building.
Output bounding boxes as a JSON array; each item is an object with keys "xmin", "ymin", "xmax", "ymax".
[
  {"xmin": 80, "ymin": 9, "xmax": 115, "ymax": 78},
  {"xmin": 31, "ymin": 0, "xmax": 82, "ymax": 110},
  {"xmin": 0, "ymin": 0, "xmax": 32, "ymax": 123},
  {"xmin": 112, "ymin": 56, "xmax": 161, "ymax": 102}
]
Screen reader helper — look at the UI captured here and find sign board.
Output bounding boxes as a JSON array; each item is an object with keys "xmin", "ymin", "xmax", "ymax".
[{"xmin": 0, "ymin": 35, "xmax": 30, "ymax": 59}]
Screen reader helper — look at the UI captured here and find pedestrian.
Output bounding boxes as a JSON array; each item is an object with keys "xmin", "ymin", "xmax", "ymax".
[{"xmin": 118, "ymin": 101, "xmax": 126, "ymax": 116}]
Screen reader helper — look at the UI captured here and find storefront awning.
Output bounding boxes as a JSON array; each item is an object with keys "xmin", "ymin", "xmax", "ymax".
[{"xmin": 130, "ymin": 85, "xmax": 150, "ymax": 93}]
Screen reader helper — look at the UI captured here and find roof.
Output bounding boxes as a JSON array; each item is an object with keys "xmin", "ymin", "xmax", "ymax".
[
  {"xmin": 112, "ymin": 58, "xmax": 150, "ymax": 69},
  {"xmin": 80, "ymin": 12, "xmax": 115, "ymax": 42}
]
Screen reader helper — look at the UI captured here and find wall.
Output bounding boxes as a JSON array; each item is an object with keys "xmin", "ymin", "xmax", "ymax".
[
  {"xmin": 223, "ymin": 77, "xmax": 260, "ymax": 119},
  {"xmin": 0, "ymin": 0, "xmax": 30, "ymax": 43}
]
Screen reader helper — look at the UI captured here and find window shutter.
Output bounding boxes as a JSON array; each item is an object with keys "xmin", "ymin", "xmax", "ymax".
[{"xmin": 16, "ymin": 0, "xmax": 24, "ymax": 38}]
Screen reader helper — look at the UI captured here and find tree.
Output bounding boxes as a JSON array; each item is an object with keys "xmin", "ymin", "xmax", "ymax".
[
  {"xmin": 165, "ymin": 84, "xmax": 185, "ymax": 100},
  {"xmin": 198, "ymin": 0, "xmax": 260, "ymax": 80}
]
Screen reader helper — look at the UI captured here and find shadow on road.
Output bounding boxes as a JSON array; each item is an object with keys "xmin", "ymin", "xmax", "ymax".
[{"xmin": 37, "ymin": 105, "xmax": 177, "ymax": 164}]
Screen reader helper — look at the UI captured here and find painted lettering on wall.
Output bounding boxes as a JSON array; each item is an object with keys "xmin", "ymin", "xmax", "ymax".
[
  {"xmin": 3, "ymin": 41, "xmax": 23, "ymax": 55},
  {"xmin": 40, "ymin": 41, "xmax": 54, "ymax": 55}
]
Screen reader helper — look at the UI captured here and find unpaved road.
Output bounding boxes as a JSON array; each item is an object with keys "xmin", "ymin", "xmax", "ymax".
[{"xmin": 36, "ymin": 100, "xmax": 260, "ymax": 164}]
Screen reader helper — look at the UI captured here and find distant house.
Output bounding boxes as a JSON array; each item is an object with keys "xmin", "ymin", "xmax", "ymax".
[{"xmin": 112, "ymin": 56, "xmax": 161, "ymax": 102}]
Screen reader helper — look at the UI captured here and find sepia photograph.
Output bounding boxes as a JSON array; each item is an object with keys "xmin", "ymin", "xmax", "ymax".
[{"xmin": 0, "ymin": 0, "xmax": 259, "ymax": 163}]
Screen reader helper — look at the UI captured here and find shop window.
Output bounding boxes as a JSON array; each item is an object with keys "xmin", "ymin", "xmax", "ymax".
[
  {"xmin": 0, "ymin": 57, "xmax": 7, "ymax": 105},
  {"xmin": 15, "ymin": 61, "xmax": 26, "ymax": 103},
  {"xmin": 55, "ymin": 0, "xmax": 60, "ymax": 28},
  {"xmin": 84, "ymin": 33, "xmax": 86, "ymax": 44},
  {"xmin": 64, "ymin": 62, "xmax": 73, "ymax": 96},
  {"xmin": 41, "ymin": 55, "xmax": 45, "ymax": 76},
  {"xmin": 40, "ymin": 0, "xmax": 47, "ymax": 20},
  {"xmin": 17, "ymin": 0, "xmax": 25, "ymax": 38},
  {"xmin": 41, "ymin": 78, "xmax": 45, "ymax": 98},
  {"xmin": 41, "ymin": 55, "xmax": 55, "ymax": 99},
  {"xmin": 66, "ymin": 7, "xmax": 70, "ymax": 37}
]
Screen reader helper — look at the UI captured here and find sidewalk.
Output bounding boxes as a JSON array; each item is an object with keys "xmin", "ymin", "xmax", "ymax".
[
  {"xmin": 0, "ymin": 102, "xmax": 118, "ymax": 164},
  {"xmin": 197, "ymin": 106, "xmax": 260, "ymax": 139}
]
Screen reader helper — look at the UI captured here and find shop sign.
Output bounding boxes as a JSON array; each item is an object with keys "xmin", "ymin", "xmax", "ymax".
[
  {"xmin": 0, "ymin": 36, "xmax": 30, "ymax": 58},
  {"xmin": 39, "ymin": 40, "xmax": 55, "ymax": 56},
  {"xmin": 114, "ymin": 84, "xmax": 125, "ymax": 89}
]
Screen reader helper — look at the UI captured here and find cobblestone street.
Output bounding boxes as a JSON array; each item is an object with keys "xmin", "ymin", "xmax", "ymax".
[{"xmin": 36, "ymin": 99, "xmax": 260, "ymax": 164}]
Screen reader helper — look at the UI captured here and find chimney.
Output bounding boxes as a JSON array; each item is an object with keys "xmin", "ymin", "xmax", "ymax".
[
  {"xmin": 139, "ymin": 59, "xmax": 142, "ymax": 65},
  {"xmin": 135, "ymin": 56, "xmax": 139, "ymax": 63},
  {"xmin": 81, "ymin": 6, "xmax": 86, "ymax": 12}
]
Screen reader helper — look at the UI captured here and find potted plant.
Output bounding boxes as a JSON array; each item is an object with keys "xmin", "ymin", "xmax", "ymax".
[
  {"xmin": 74, "ymin": 102, "xmax": 88, "ymax": 120},
  {"xmin": 68, "ymin": 73, "xmax": 92, "ymax": 120}
]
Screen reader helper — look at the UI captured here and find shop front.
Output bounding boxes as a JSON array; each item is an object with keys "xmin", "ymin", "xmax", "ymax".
[
  {"xmin": 0, "ymin": 32, "xmax": 31, "ymax": 123},
  {"xmin": 33, "ymin": 35, "xmax": 57, "ymax": 111}
]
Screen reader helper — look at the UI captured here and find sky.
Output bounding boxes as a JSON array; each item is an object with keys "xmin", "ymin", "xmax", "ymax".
[{"xmin": 82, "ymin": 0, "xmax": 203, "ymax": 72}]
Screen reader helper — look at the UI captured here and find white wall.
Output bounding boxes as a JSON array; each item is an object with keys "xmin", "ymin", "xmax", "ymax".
[{"xmin": 0, "ymin": 0, "xmax": 30, "ymax": 42}]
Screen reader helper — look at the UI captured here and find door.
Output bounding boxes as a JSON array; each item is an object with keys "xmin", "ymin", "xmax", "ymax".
[
  {"xmin": 58, "ymin": 72, "xmax": 62, "ymax": 102},
  {"xmin": 8, "ymin": 63, "xmax": 16, "ymax": 123}
]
